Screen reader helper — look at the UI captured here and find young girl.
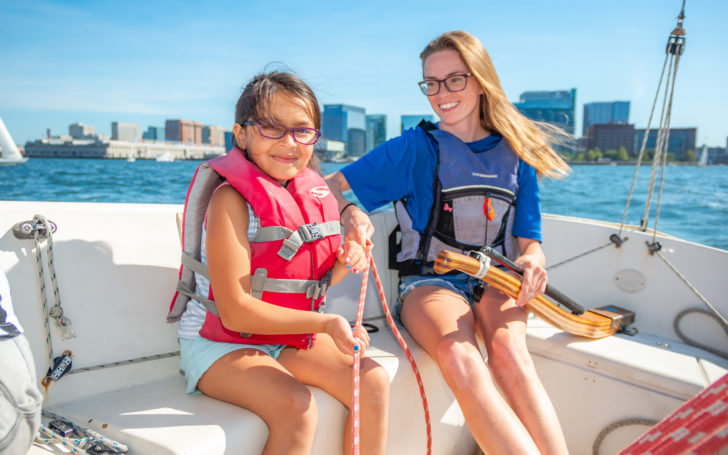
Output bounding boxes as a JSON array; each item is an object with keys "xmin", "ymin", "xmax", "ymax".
[
  {"xmin": 173, "ymin": 71, "xmax": 389, "ymax": 454},
  {"xmin": 327, "ymin": 31, "xmax": 570, "ymax": 454}
]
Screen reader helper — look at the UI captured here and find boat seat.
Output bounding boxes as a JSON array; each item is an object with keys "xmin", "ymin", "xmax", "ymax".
[
  {"xmin": 524, "ymin": 315, "xmax": 728, "ymax": 453},
  {"xmin": 31, "ymin": 325, "xmax": 475, "ymax": 455}
]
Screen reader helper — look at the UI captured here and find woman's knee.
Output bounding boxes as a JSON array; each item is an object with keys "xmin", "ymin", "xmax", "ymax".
[
  {"xmin": 486, "ymin": 328, "xmax": 533, "ymax": 374},
  {"xmin": 434, "ymin": 337, "xmax": 483, "ymax": 388}
]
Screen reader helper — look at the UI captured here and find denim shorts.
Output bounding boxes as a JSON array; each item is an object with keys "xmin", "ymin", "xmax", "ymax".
[
  {"xmin": 179, "ymin": 337, "xmax": 286, "ymax": 395},
  {"xmin": 395, "ymin": 272, "xmax": 485, "ymax": 322}
]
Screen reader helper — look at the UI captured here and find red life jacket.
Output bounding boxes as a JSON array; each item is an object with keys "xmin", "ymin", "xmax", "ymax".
[{"xmin": 169, "ymin": 148, "xmax": 341, "ymax": 349}]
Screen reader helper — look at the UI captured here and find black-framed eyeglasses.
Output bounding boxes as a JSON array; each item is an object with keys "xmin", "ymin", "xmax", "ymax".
[
  {"xmin": 243, "ymin": 121, "xmax": 321, "ymax": 145},
  {"xmin": 417, "ymin": 73, "xmax": 472, "ymax": 96}
]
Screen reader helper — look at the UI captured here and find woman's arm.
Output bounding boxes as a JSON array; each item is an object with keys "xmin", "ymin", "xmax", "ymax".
[
  {"xmin": 514, "ymin": 237, "xmax": 548, "ymax": 307},
  {"xmin": 205, "ymin": 185, "xmax": 362, "ymax": 352},
  {"xmin": 325, "ymin": 170, "xmax": 374, "ymax": 249}
]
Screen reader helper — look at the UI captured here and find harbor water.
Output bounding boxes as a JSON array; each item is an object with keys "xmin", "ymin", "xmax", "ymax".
[{"xmin": 1, "ymin": 158, "xmax": 726, "ymax": 250}]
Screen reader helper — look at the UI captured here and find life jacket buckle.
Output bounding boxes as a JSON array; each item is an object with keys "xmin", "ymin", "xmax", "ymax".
[
  {"xmin": 298, "ymin": 223, "xmax": 324, "ymax": 243},
  {"xmin": 306, "ymin": 271, "xmax": 332, "ymax": 300}
]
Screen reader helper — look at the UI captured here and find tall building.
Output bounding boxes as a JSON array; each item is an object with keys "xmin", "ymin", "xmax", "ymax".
[
  {"xmin": 322, "ymin": 104, "xmax": 367, "ymax": 158},
  {"xmin": 634, "ymin": 127, "xmax": 696, "ymax": 161},
  {"xmin": 514, "ymin": 89, "xmax": 577, "ymax": 135},
  {"xmin": 583, "ymin": 101, "xmax": 630, "ymax": 136},
  {"xmin": 111, "ymin": 122, "xmax": 142, "ymax": 142},
  {"xmin": 585, "ymin": 123, "xmax": 635, "ymax": 156},
  {"xmin": 142, "ymin": 126, "xmax": 165, "ymax": 141},
  {"xmin": 202, "ymin": 125, "xmax": 227, "ymax": 146},
  {"xmin": 366, "ymin": 114, "xmax": 387, "ymax": 152},
  {"xmin": 69, "ymin": 123, "xmax": 95, "ymax": 139},
  {"xmin": 401, "ymin": 115, "xmax": 434, "ymax": 133},
  {"xmin": 166, "ymin": 119, "xmax": 194, "ymax": 143},
  {"xmin": 224, "ymin": 131, "xmax": 234, "ymax": 150}
]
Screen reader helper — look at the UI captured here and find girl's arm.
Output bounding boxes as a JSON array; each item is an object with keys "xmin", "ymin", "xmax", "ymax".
[{"xmin": 205, "ymin": 185, "xmax": 362, "ymax": 353}]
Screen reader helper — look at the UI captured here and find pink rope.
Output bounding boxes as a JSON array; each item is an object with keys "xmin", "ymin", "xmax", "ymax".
[
  {"xmin": 351, "ymin": 249, "xmax": 370, "ymax": 455},
  {"xmin": 369, "ymin": 255, "xmax": 433, "ymax": 455}
]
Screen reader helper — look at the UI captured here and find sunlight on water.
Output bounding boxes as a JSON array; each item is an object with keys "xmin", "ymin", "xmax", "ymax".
[{"xmin": 1, "ymin": 159, "xmax": 726, "ymax": 250}]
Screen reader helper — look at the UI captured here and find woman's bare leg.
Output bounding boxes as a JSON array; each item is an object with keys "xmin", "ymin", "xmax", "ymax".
[
  {"xmin": 401, "ymin": 285, "xmax": 540, "ymax": 455},
  {"xmin": 475, "ymin": 286, "xmax": 569, "ymax": 455}
]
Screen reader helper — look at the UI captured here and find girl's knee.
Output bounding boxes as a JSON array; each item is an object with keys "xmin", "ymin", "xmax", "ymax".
[
  {"xmin": 266, "ymin": 383, "xmax": 318, "ymax": 431},
  {"xmin": 361, "ymin": 359, "xmax": 390, "ymax": 398},
  {"xmin": 435, "ymin": 338, "xmax": 483, "ymax": 386}
]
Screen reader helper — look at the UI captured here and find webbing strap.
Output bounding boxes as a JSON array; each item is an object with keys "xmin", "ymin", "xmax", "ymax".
[
  {"xmin": 250, "ymin": 268, "xmax": 331, "ymax": 301},
  {"xmin": 254, "ymin": 221, "xmax": 341, "ymax": 260},
  {"xmin": 175, "ymin": 281, "xmax": 219, "ymax": 316},
  {"xmin": 181, "ymin": 252, "xmax": 209, "ymax": 279}
]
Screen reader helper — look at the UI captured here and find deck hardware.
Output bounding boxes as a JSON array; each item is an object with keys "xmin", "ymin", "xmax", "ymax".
[
  {"xmin": 48, "ymin": 419, "xmax": 76, "ymax": 438},
  {"xmin": 13, "ymin": 218, "xmax": 57, "ymax": 239},
  {"xmin": 87, "ymin": 443, "xmax": 122, "ymax": 454},
  {"xmin": 646, "ymin": 241, "xmax": 662, "ymax": 255},
  {"xmin": 41, "ymin": 350, "xmax": 73, "ymax": 386},
  {"xmin": 609, "ymin": 233, "xmax": 625, "ymax": 247}
]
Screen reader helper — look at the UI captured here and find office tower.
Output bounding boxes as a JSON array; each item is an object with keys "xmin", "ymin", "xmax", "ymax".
[
  {"xmin": 111, "ymin": 122, "xmax": 142, "ymax": 142},
  {"xmin": 634, "ymin": 128, "xmax": 697, "ymax": 161},
  {"xmin": 322, "ymin": 105, "xmax": 367, "ymax": 158},
  {"xmin": 583, "ymin": 101, "xmax": 630, "ymax": 136},
  {"xmin": 165, "ymin": 119, "xmax": 194, "ymax": 143},
  {"xmin": 514, "ymin": 89, "xmax": 577, "ymax": 135},
  {"xmin": 585, "ymin": 123, "xmax": 636, "ymax": 156},
  {"xmin": 142, "ymin": 126, "xmax": 165, "ymax": 141},
  {"xmin": 69, "ymin": 123, "xmax": 95, "ymax": 139},
  {"xmin": 202, "ymin": 125, "xmax": 227, "ymax": 146},
  {"xmin": 401, "ymin": 115, "xmax": 434, "ymax": 133},
  {"xmin": 366, "ymin": 114, "xmax": 387, "ymax": 152}
]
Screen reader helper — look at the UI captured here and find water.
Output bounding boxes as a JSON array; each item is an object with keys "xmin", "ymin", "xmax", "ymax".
[{"xmin": 1, "ymin": 159, "xmax": 726, "ymax": 250}]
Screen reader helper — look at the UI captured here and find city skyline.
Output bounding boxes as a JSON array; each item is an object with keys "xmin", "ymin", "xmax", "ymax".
[{"xmin": 2, "ymin": 0, "xmax": 726, "ymax": 147}]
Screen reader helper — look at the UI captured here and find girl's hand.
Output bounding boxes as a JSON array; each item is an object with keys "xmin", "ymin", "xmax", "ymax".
[
  {"xmin": 325, "ymin": 315, "xmax": 367, "ymax": 355},
  {"xmin": 336, "ymin": 240, "xmax": 368, "ymax": 274},
  {"xmin": 514, "ymin": 255, "xmax": 548, "ymax": 307}
]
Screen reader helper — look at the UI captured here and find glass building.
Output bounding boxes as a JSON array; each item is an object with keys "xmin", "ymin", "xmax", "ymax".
[
  {"xmin": 142, "ymin": 126, "xmax": 165, "ymax": 141},
  {"xmin": 366, "ymin": 114, "xmax": 387, "ymax": 152},
  {"xmin": 583, "ymin": 101, "xmax": 630, "ymax": 136},
  {"xmin": 513, "ymin": 89, "xmax": 577, "ymax": 135},
  {"xmin": 401, "ymin": 115, "xmax": 434, "ymax": 133},
  {"xmin": 322, "ymin": 104, "xmax": 367, "ymax": 158},
  {"xmin": 634, "ymin": 128, "xmax": 696, "ymax": 161}
]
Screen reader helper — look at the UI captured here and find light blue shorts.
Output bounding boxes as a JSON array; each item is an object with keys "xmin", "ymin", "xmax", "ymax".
[
  {"xmin": 179, "ymin": 337, "xmax": 286, "ymax": 395},
  {"xmin": 395, "ymin": 272, "xmax": 485, "ymax": 322}
]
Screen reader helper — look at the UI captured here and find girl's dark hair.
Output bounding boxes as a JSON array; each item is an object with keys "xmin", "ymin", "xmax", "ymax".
[{"xmin": 233, "ymin": 71, "xmax": 322, "ymax": 172}]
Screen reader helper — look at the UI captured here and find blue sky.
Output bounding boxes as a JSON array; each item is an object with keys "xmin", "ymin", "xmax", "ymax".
[{"xmin": 1, "ymin": 0, "xmax": 726, "ymax": 146}]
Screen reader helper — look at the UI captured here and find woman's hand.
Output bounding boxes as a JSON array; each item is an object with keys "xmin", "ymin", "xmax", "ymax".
[
  {"xmin": 514, "ymin": 255, "xmax": 548, "ymax": 307},
  {"xmin": 325, "ymin": 315, "xmax": 370, "ymax": 355},
  {"xmin": 336, "ymin": 240, "xmax": 368, "ymax": 274},
  {"xmin": 341, "ymin": 205, "xmax": 375, "ymax": 250}
]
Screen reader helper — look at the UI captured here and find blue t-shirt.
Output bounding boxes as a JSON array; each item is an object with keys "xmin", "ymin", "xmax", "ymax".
[{"xmin": 341, "ymin": 125, "xmax": 542, "ymax": 242}]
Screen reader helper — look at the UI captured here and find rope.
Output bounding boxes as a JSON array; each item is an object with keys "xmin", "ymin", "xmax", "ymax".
[
  {"xmin": 618, "ymin": 52, "xmax": 669, "ymax": 236},
  {"xmin": 592, "ymin": 418, "xmax": 658, "ymax": 455},
  {"xmin": 654, "ymin": 250, "xmax": 728, "ymax": 328},
  {"xmin": 35, "ymin": 409, "xmax": 129, "ymax": 454},
  {"xmin": 351, "ymin": 249, "xmax": 370, "ymax": 455},
  {"xmin": 674, "ymin": 308, "xmax": 728, "ymax": 359},
  {"xmin": 32, "ymin": 215, "xmax": 75, "ymax": 372},
  {"xmin": 545, "ymin": 240, "xmax": 616, "ymax": 271},
  {"xmin": 369, "ymin": 255, "xmax": 433, "ymax": 454},
  {"xmin": 67, "ymin": 351, "xmax": 181, "ymax": 375}
]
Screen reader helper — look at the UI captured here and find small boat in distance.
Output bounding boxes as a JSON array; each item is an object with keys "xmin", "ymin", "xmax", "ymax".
[
  {"xmin": 0, "ymin": 117, "xmax": 29, "ymax": 166},
  {"xmin": 155, "ymin": 152, "xmax": 174, "ymax": 162}
]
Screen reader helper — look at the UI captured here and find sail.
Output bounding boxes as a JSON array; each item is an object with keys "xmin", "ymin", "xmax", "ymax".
[{"xmin": 0, "ymin": 117, "xmax": 28, "ymax": 164}]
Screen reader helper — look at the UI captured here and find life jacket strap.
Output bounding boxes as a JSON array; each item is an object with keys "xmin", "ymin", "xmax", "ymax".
[
  {"xmin": 250, "ymin": 268, "xmax": 332, "ymax": 303},
  {"xmin": 181, "ymin": 251, "xmax": 209, "ymax": 279},
  {"xmin": 174, "ymin": 281, "xmax": 219, "ymax": 316}
]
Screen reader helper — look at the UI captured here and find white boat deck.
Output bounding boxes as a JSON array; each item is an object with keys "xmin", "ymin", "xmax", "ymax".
[{"xmin": 1, "ymin": 201, "xmax": 725, "ymax": 454}]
